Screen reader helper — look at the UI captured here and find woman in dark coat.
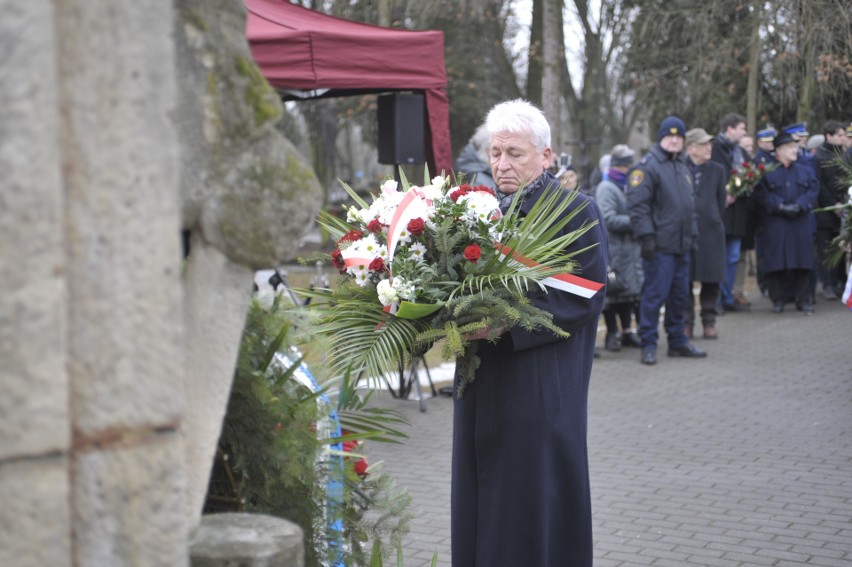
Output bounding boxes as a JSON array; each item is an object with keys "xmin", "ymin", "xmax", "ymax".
[
  {"xmin": 452, "ymin": 100, "xmax": 608, "ymax": 567},
  {"xmin": 754, "ymin": 132, "xmax": 820, "ymax": 313},
  {"xmin": 596, "ymin": 144, "xmax": 643, "ymax": 350},
  {"xmin": 684, "ymin": 129, "xmax": 727, "ymax": 338}
]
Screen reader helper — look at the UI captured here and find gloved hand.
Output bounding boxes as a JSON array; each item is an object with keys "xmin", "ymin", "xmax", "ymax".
[
  {"xmin": 640, "ymin": 236, "xmax": 655, "ymax": 261},
  {"xmin": 778, "ymin": 203, "xmax": 802, "ymax": 219}
]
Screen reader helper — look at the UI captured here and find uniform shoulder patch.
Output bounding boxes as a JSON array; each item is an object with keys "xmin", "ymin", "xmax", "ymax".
[{"xmin": 629, "ymin": 169, "xmax": 645, "ymax": 187}]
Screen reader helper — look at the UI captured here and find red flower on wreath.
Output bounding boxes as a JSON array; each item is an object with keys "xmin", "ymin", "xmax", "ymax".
[
  {"xmin": 331, "ymin": 248, "xmax": 346, "ymax": 273},
  {"xmin": 757, "ymin": 163, "xmax": 766, "ymax": 172},
  {"xmin": 450, "ymin": 183, "xmax": 473, "ymax": 202},
  {"xmin": 367, "ymin": 218, "xmax": 384, "ymax": 234},
  {"xmin": 368, "ymin": 257, "xmax": 385, "ymax": 272},
  {"xmin": 407, "ymin": 217, "xmax": 426, "ymax": 236},
  {"xmin": 464, "ymin": 244, "xmax": 482, "ymax": 263},
  {"xmin": 338, "ymin": 229, "xmax": 364, "ymax": 245},
  {"xmin": 473, "ymin": 185, "xmax": 495, "ymax": 195}
]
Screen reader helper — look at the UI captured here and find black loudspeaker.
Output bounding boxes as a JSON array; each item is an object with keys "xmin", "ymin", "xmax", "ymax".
[{"xmin": 377, "ymin": 93, "xmax": 425, "ymax": 165}]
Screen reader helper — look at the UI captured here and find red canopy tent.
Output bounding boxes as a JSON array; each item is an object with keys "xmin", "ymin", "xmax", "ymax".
[{"xmin": 245, "ymin": 0, "xmax": 453, "ymax": 174}]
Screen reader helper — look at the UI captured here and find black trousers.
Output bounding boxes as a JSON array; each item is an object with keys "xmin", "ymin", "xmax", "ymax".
[
  {"xmin": 685, "ymin": 282, "xmax": 720, "ymax": 326},
  {"xmin": 766, "ymin": 269, "xmax": 811, "ymax": 305},
  {"xmin": 603, "ymin": 301, "xmax": 635, "ymax": 334}
]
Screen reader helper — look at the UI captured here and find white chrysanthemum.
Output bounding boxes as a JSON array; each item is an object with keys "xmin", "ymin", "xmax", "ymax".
[
  {"xmin": 380, "ymin": 179, "xmax": 399, "ymax": 193},
  {"xmin": 377, "ymin": 244, "xmax": 389, "ymax": 261},
  {"xmin": 459, "ymin": 191, "xmax": 501, "ymax": 223},
  {"xmin": 408, "ymin": 242, "xmax": 427, "ymax": 262},
  {"xmin": 352, "ymin": 269, "xmax": 370, "ymax": 287},
  {"xmin": 431, "ymin": 175, "xmax": 446, "ymax": 187},
  {"xmin": 396, "ymin": 228, "xmax": 411, "ymax": 245},
  {"xmin": 369, "ymin": 191, "xmax": 405, "ymax": 225},
  {"xmin": 393, "ymin": 277, "xmax": 416, "ymax": 301},
  {"xmin": 376, "ymin": 279, "xmax": 399, "ymax": 306},
  {"xmin": 357, "ymin": 234, "xmax": 381, "ymax": 256}
]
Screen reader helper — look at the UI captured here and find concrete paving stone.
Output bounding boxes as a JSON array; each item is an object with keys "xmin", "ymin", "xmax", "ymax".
[
  {"xmin": 719, "ymin": 551, "xmax": 777, "ymax": 566},
  {"xmin": 362, "ymin": 289, "xmax": 851, "ymax": 565}
]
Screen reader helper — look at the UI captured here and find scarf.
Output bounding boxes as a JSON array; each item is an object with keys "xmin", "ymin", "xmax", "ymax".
[
  {"xmin": 607, "ymin": 168, "xmax": 628, "ymax": 190},
  {"xmin": 495, "ymin": 172, "xmax": 552, "ymax": 214}
]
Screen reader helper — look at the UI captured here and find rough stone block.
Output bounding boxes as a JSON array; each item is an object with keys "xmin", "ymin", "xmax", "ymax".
[
  {"xmin": 0, "ymin": 0, "xmax": 69, "ymax": 461},
  {"xmin": 0, "ymin": 456, "xmax": 71, "ymax": 567},
  {"xmin": 73, "ymin": 433, "xmax": 188, "ymax": 567},
  {"xmin": 189, "ymin": 513, "xmax": 304, "ymax": 567}
]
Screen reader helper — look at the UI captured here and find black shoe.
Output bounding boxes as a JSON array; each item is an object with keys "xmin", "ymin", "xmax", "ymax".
[
  {"xmin": 722, "ymin": 302, "xmax": 749, "ymax": 312},
  {"xmin": 641, "ymin": 347, "xmax": 657, "ymax": 365},
  {"xmin": 605, "ymin": 332, "xmax": 622, "ymax": 351},
  {"xmin": 622, "ymin": 331, "xmax": 643, "ymax": 348},
  {"xmin": 771, "ymin": 301, "xmax": 784, "ymax": 313},
  {"xmin": 797, "ymin": 302, "xmax": 814, "ymax": 315},
  {"xmin": 667, "ymin": 343, "xmax": 707, "ymax": 358}
]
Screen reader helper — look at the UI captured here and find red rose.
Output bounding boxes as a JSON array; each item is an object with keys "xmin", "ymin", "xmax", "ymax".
[
  {"xmin": 473, "ymin": 185, "xmax": 495, "ymax": 195},
  {"xmin": 368, "ymin": 257, "xmax": 385, "ymax": 272},
  {"xmin": 367, "ymin": 218, "xmax": 383, "ymax": 233},
  {"xmin": 464, "ymin": 244, "xmax": 482, "ymax": 263},
  {"xmin": 757, "ymin": 163, "xmax": 766, "ymax": 172},
  {"xmin": 730, "ymin": 168, "xmax": 738, "ymax": 175},
  {"xmin": 742, "ymin": 161, "xmax": 750, "ymax": 168},
  {"xmin": 745, "ymin": 171, "xmax": 755, "ymax": 178},
  {"xmin": 353, "ymin": 457, "xmax": 369, "ymax": 477},
  {"xmin": 407, "ymin": 217, "xmax": 426, "ymax": 236},
  {"xmin": 337, "ymin": 229, "xmax": 364, "ymax": 245},
  {"xmin": 331, "ymin": 248, "xmax": 346, "ymax": 273}
]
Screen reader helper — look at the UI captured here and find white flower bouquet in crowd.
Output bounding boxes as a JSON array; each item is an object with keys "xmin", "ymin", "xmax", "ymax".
[{"xmin": 299, "ymin": 170, "xmax": 600, "ymax": 395}]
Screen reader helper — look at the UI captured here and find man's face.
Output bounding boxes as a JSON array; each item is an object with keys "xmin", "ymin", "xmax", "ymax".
[
  {"xmin": 793, "ymin": 134, "xmax": 807, "ymax": 148},
  {"xmin": 757, "ymin": 139, "xmax": 774, "ymax": 152},
  {"xmin": 739, "ymin": 136, "xmax": 754, "ymax": 155},
  {"xmin": 490, "ymin": 131, "xmax": 552, "ymax": 194},
  {"xmin": 660, "ymin": 134, "xmax": 684, "ymax": 154},
  {"xmin": 687, "ymin": 141, "xmax": 712, "ymax": 164},
  {"xmin": 776, "ymin": 142, "xmax": 798, "ymax": 164},
  {"xmin": 726, "ymin": 122, "xmax": 747, "ymax": 143},
  {"xmin": 826, "ymin": 128, "xmax": 847, "ymax": 147}
]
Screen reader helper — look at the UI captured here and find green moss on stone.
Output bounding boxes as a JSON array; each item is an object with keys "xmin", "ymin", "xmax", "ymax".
[{"xmin": 234, "ymin": 55, "xmax": 282, "ymax": 128}]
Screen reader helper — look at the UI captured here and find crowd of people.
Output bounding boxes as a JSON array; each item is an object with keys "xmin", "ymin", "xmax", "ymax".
[{"xmin": 456, "ymin": 113, "xmax": 852, "ymax": 366}]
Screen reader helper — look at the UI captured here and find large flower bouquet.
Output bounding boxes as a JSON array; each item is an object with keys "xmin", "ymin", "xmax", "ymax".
[
  {"xmin": 726, "ymin": 159, "xmax": 778, "ymax": 198},
  {"xmin": 299, "ymin": 171, "xmax": 601, "ymax": 395}
]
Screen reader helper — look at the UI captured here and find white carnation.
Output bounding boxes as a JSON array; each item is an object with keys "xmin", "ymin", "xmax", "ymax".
[
  {"xmin": 376, "ymin": 279, "xmax": 399, "ymax": 306},
  {"xmin": 459, "ymin": 191, "xmax": 501, "ymax": 223},
  {"xmin": 393, "ymin": 277, "xmax": 417, "ymax": 301}
]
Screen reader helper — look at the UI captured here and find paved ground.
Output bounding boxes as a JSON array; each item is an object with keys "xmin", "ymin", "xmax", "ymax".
[{"xmin": 364, "ymin": 287, "xmax": 852, "ymax": 566}]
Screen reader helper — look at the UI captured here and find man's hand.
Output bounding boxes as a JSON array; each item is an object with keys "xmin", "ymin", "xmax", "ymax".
[
  {"xmin": 726, "ymin": 194, "xmax": 737, "ymax": 207},
  {"xmin": 464, "ymin": 326, "xmax": 506, "ymax": 341},
  {"xmin": 778, "ymin": 203, "xmax": 802, "ymax": 219},
  {"xmin": 640, "ymin": 235, "xmax": 655, "ymax": 261}
]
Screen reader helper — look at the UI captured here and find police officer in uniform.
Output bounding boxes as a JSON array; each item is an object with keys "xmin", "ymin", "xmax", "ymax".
[
  {"xmin": 627, "ymin": 116, "xmax": 707, "ymax": 365},
  {"xmin": 754, "ymin": 127, "xmax": 777, "ymax": 165}
]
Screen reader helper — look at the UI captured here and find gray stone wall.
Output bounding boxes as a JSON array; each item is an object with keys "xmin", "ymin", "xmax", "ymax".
[{"xmin": 0, "ymin": 0, "xmax": 321, "ymax": 564}]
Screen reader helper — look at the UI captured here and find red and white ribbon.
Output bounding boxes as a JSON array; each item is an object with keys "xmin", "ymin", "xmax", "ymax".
[
  {"xmin": 495, "ymin": 243, "xmax": 604, "ymax": 299},
  {"xmin": 386, "ymin": 187, "xmax": 431, "ymax": 264}
]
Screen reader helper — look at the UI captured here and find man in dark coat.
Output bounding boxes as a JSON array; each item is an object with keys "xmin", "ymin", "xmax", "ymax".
[
  {"xmin": 711, "ymin": 112, "xmax": 752, "ymax": 312},
  {"xmin": 754, "ymin": 132, "xmax": 820, "ymax": 313},
  {"xmin": 627, "ymin": 115, "xmax": 707, "ymax": 365},
  {"xmin": 684, "ymin": 128, "xmax": 727, "ymax": 339},
  {"xmin": 813, "ymin": 120, "xmax": 850, "ymax": 300},
  {"xmin": 451, "ymin": 99, "xmax": 607, "ymax": 567}
]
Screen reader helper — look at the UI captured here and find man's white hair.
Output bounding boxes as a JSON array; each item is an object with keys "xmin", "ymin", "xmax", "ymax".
[{"xmin": 485, "ymin": 99, "xmax": 551, "ymax": 151}]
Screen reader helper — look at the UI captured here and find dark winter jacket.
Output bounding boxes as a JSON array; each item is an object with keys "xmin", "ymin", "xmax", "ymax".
[
  {"xmin": 687, "ymin": 157, "xmax": 727, "ymax": 283},
  {"xmin": 754, "ymin": 161, "xmax": 819, "ymax": 272},
  {"xmin": 711, "ymin": 133, "xmax": 751, "ymax": 238},
  {"xmin": 452, "ymin": 176, "xmax": 607, "ymax": 567},
  {"xmin": 454, "ymin": 142, "xmax": 497, "ymax": 190},
  {"xmin": 596, "ymin": 178, "xmax": 642, "ymax": 303},
  {"xmin": 814, "ymin": 141, "xmax": 849, "ymax": 231},
  {"xmin": 627, "ymin": 144, "xmax": 697, "ymax": 254}
]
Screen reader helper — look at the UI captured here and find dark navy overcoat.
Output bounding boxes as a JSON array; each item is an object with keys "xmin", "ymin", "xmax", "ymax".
[
  {"xmin": 754, "ymin": 161, "xmax": 819, "ymax": 273},
  {"xmin": 451, "ymin": 180, "xmax": 608, "ymax": 567}
]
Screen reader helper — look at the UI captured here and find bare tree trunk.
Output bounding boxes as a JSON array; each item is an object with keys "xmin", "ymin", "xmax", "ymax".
[
  {"xmin": 542, "ymin": 0, "xmax": 563, "ymax": 150},
  {"xmin": 745, "ymin": 1, "xmax": 761, "ymax": 135},
  {"xmin": 527, "ymin": 0, "xmax": 543, "ymax": 105}
]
